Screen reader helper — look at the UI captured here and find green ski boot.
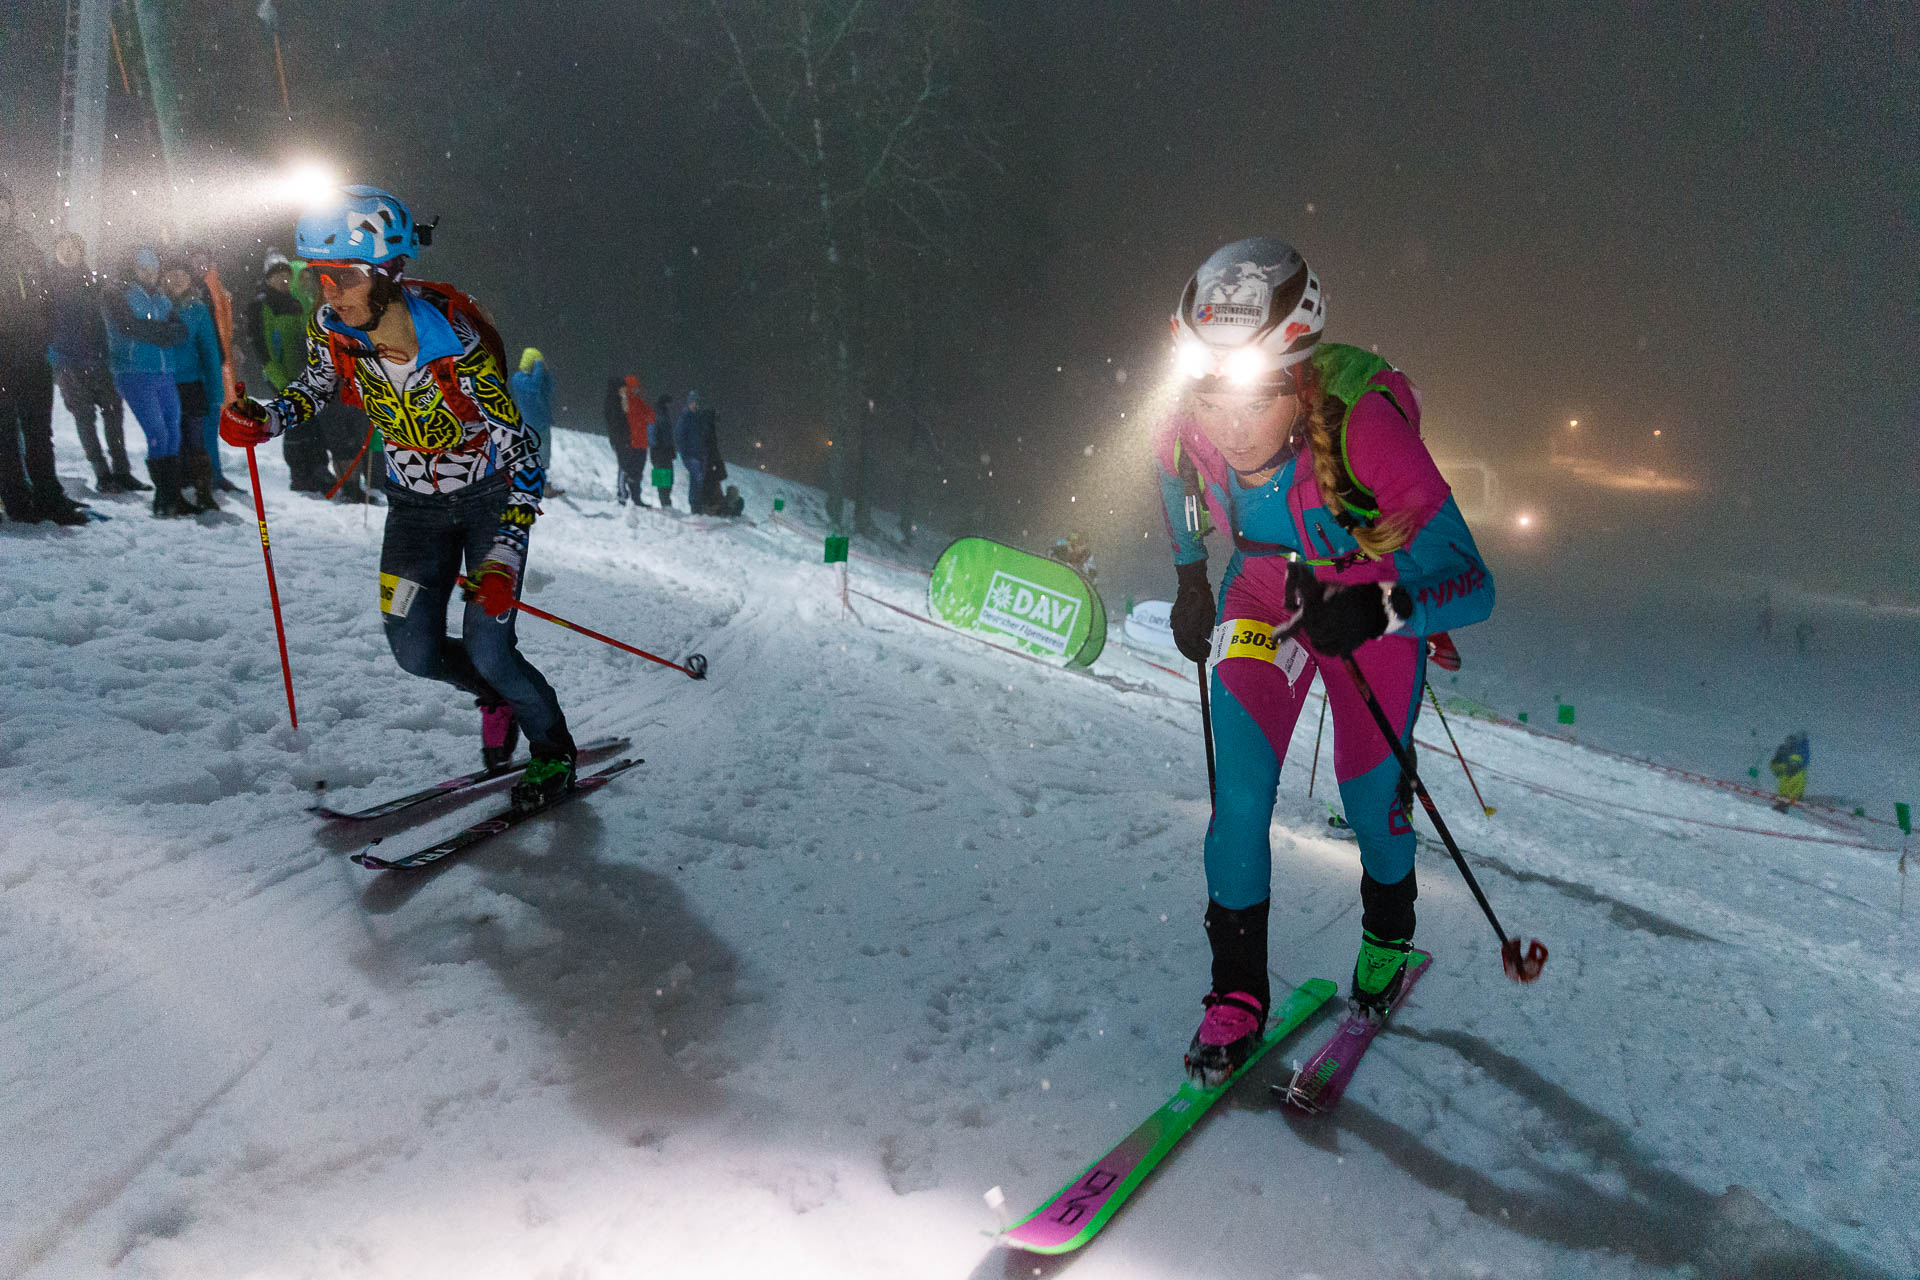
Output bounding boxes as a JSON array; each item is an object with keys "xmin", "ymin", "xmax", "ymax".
[
  {"xmin": 510, "ymin": 751, "xmax": 576, "ymax": 814},
  {"xmin": 1350, "ymin": 929, "xmax": 1413, "ymax": 1018}
]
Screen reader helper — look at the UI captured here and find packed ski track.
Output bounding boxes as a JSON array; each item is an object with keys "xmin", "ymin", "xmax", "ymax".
[{"xmin": 1, "ymin": 425, "xmax": 1913, "ymax": 1279}]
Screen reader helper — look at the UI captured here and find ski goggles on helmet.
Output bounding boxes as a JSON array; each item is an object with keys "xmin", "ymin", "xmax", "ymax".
[{"xmin": 309, "ymin": 262, "xmax": 374, "ymax": 292}]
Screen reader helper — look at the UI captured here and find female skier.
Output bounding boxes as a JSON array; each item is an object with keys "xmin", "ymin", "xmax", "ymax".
[
  {"xmin": 1154, "ymin": 238, "xmax": 1495, "ymax": 1084},
  {"xmin": 221, "ymin": 185, "xmax": 576, "ymax": 811}
]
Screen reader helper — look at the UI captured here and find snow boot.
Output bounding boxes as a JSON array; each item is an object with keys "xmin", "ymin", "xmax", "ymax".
[
  {"xmin": 42, "ymin": 497, "xmax": 91, "ymax": 527},
  {"xmin": 112, "ymin": 462, "xmax": 149, "ymax": 492},
  {"xmin": 479, "ymin": 699, "xmax": 520, "ymax": 771},
  {"xmin": 184, "ymin": 452, "xmax": 220, "ymax": 512},
  {"xmin": 148, "ymin": 458, "xmax": 186, "ymax": 518},
  {"xmin": 509, "ymin": 747, "xmax": 576, "ymax": 815},
  {"xmin": 1185, "ymin": 898, "xmax": 1271, "ymax": 1086}
]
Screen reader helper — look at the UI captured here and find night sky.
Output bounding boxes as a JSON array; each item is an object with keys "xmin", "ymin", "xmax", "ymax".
[{"xmin": 3, "ymin": 1, "xmax": 1914, "ymax": 597}]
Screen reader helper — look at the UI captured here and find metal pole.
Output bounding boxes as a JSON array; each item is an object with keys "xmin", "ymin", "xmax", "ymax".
[
  {"xmin": 1197, "ymin": 663, "xmax": 1216, "ymax": 805},
  {"xmin": 1306, "ymin": 694, "xmax": 1327, "ymax": 798}
]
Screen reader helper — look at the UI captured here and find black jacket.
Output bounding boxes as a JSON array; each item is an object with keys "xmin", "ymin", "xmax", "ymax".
[
  {"xmin": 48, "ymin": 262, "xmax": 110, "ymax": 366},
  {"xmin": 0, "ymin": 224, "xmax": 52, "ymax": 356}
]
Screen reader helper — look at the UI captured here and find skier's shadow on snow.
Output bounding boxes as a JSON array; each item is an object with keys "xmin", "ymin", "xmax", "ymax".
[
  {"xmin": 354, "ymin": 801, "xmax": 740, "ymax": 1134},
  {"xmin": 1287, "ymin": 1026, "xmax": 1884, "ymax": 1279}
]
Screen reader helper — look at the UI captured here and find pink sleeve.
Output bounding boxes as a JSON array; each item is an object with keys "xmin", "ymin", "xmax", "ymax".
[{"xmin": 1342, "ymin": 373, "xmax": 1450, "ymax": 532}]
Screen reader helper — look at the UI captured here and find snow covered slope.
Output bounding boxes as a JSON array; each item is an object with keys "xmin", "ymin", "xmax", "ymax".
[{"xmin": 1, "ymin": 427, "xmax": 1911, "ymax": 1278}]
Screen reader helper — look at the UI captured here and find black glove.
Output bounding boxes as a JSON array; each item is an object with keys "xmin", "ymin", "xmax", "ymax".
[
  {"xmin": 1293, "ymin": 571, "xmax": 1412, "ymax": 658},
  {"xmin": 1170, "ymin": 559, "xmax": 1215, "ymax": 663}
]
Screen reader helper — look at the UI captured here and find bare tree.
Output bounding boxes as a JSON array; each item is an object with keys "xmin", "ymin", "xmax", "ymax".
[{"xmin": 672, "ymin": 0, "xmax": 999, "ymax": 533}]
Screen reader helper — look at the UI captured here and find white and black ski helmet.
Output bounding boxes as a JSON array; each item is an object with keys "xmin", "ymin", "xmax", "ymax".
[{"xmin": 1170, "ymin": 237, "xmax": 1324, "ymax": 388}]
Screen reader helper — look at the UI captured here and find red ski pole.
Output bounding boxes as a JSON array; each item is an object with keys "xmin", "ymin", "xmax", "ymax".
[
  {"xmin": 237, "ymin": 383, "xmax": 298, "ymax": 728},
  {"xmin": 457, "ymin": 578, "xmax": 708, "ymax": 680},
  {"xmin": 1427, "ymin": 683, "xmax": 1495, "ymax": 818}
]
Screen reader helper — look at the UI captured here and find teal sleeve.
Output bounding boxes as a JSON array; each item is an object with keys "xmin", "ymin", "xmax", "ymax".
[
  {"xmin": 1389, "ymin": 496, "xmax": 1494, "ymax": 636},
  {"xmin": 1158, "ymin": 467, "xmax": 1209, "ymax": 567}
]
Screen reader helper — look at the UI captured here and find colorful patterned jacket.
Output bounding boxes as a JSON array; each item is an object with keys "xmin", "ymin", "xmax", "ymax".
[{"xmin": 264, "ymin": 281, "xmax": 542, "ymax": 570}]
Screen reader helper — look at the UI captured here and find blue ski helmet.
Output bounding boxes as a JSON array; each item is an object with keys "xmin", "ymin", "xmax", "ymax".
[{"xmin": 295, "ymin": 185, "xmax": 419, "ymax": 267}]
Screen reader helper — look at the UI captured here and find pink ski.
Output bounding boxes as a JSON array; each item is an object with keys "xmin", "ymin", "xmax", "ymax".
[{"xmin": 1277, "ymin": 950, "xmax": 1431, "ymax": 1114}]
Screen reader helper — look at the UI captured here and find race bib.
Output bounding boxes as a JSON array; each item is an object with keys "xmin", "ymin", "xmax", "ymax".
[
  {"xmin": 379, "ymin": 572, "xmax": 423, "ymax": 619},
  {"xmin": 1209, "ymin": 617, "xmax": 1310, "ymax": 685}
]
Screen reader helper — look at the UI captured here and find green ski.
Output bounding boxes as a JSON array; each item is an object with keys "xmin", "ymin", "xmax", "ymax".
[{"xmin": 1002, "ymin": 977, "xmax": 1335, "ymax": 1254}]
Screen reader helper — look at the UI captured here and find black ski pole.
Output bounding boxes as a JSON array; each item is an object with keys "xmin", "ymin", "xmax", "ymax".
[
  {"xmin": 1306, "ymin": 694, "xmax": 1328, "ymax": 798},
  {"xmin": 1196, "ymin": 662, "xmax": 1216, "ymax": 804},
  {"xmin": 1342, "ymin": 654, "xmax": 1547, "ymax": 983}
]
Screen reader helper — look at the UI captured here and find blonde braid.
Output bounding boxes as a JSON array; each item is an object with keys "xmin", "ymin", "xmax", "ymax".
[{"xmin": 1299, "ymin": 373, "xmax": 1413, "ymax": 560}]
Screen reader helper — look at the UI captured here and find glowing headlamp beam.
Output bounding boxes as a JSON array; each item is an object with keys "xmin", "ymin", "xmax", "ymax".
[{"xmin": 276, "ymin": 162, "xmax": 339, "ymax": 209}]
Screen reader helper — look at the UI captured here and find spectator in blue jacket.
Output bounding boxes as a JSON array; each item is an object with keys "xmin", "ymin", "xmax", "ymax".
[
  {"xmin": 49, "ymin": 232, "xmax": 142, "ymax": 494},
  {"xmin": 673, "ymin": 390, "xmax": 718, "ymax": 514},
  {"xmin": 103, "ymin": 247, "xmax": 188, "ymax": 517},
  {"xmin": 162, "ymin": 259, "xmax": 226, "ymax": 511},
  {"xmin": 510, "ymin": 346, "xmax": 557, "ymax": 477}
]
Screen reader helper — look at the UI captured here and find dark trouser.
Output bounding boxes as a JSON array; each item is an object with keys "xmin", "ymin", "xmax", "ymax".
[
  {"xmin": 175, "ymin": 381, "xmax": 209, "ymax": 459},
  {"xmin": 0, "ymin": 354, "xmax": 67, "ymax": 518},
  {"xmin": 380, "ymin": 475, "xmax": 572, "ymax": 756},
  {"xmin": 284, "ymin": 397, "xmax": 370, "ymax": 492},
  {"xmin": 609, "ymin": 435, "xmax": 644, "ymax": 503},
  {"xmin": 683, "ymin": 456, "xmax": 710, "ymax": 514},
  {"xmin": 54, "ymin": 359, "xmax": 130, "ymax": 482}
]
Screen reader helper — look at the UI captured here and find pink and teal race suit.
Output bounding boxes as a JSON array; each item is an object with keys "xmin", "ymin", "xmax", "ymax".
[{"xmin": 1154, "ymin": 343, "xmax": 1494, "ymax": 909}]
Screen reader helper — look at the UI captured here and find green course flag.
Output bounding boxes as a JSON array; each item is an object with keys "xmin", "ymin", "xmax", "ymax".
[
  {"xmin": 824, "ymin": 536, "xmax": 849, "ymax": 564},
  {"xmin": 1898, "ymin": 802, "xmax": 1912, "ymax": 835}
]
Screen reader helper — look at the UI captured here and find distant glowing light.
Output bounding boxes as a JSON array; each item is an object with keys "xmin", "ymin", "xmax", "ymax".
[
  {"xmin": 1653, "ymin": 429, "xmax": 1663, "ymax": 437},
  {"xmin": 1569, "ymin": 419, "xmax": 1579, "ymax": 428},
  {"xmin": 1516, "ymin": 514, "xmax": 1534, "ymax": 528}
]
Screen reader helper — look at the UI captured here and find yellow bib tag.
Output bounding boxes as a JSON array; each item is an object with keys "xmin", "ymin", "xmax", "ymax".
[
  {"xmin": 1209, "ymin": 617, "xmax": 1311, "ymax": 685},
  {"xmin": 1222, "ymin": 619, "xmax": 1281, "ymax": 662},
  {"xmin": 379, "ymin": 572, "xmax": 422, "ymax": 618}
]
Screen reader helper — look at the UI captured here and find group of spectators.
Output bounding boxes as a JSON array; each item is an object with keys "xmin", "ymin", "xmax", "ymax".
[
  {"xmin": 601, "ymin": 379, "xmax": 741, "ymax": 517},
  {"xmin": 4, "ymin": 187, "xmax": 746, "ymax": 531},
  {"xmin": 0, "ymin": 185, "xmax": 389, "ymax": 526}
]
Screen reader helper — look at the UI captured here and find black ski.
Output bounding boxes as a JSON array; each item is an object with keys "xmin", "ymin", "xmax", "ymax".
[
  {"xmin": 351, "ymin": 758, "xmax": 643, "ymax": 870},
  {"xmin": 310, "ymin": 735, "xmax": 630, "ymax": 822}
]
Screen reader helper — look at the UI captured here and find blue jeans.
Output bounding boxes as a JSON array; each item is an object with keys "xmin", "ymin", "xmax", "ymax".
[
  {"xmin": 379, "ymin": 475, "xmax": 572, "ymax": 755},
  {"xmin": 114, "ymin": 371, "xmax": 180, "ymax": 459}
]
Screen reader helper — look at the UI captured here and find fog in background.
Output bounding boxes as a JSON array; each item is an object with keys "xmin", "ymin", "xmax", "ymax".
[{"xmin": 3, "ymin": 0, "xmax": 1914, "ymax": 611}]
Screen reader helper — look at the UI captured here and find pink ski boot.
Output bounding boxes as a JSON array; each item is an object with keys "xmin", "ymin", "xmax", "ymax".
[
  {"xmin": 479, "ymin": 700, "xmax": 520, "ymax": 771},
  {"xmin": 1184, "ymin": 991, "xmax": 1266, "ymax": 1087}
]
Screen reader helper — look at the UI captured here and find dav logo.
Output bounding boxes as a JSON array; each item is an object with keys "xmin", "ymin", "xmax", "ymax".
[{"xmin": 980, "ymin": 571, "xmax": 1081, "ymax": 656}]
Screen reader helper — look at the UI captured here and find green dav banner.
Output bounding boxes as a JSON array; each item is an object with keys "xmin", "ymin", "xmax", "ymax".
[{"xmin": 928, "ymin": 537, "xmax": 1106, "ymax": 668}]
